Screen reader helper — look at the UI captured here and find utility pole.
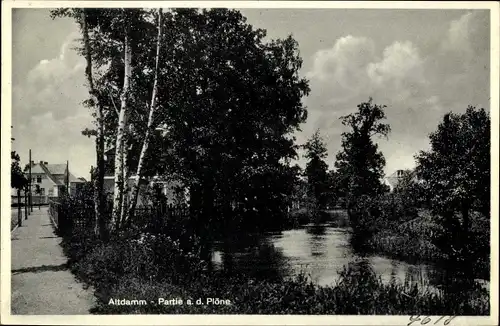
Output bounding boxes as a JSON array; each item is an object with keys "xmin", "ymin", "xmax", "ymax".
[
  {"xmin": 66, "ymin": 160, "xmax": 70, "ymax": 196},
  {"xmin": 29, "ymin": 149, "xmax": 33, "ymax": 212}
]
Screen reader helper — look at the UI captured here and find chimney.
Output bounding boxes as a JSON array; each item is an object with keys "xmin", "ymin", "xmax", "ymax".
[
  {"xmin": 44, "ymin": 161, "xmax": 48, "ymax": 164},
  {"xmin": 40, "ymin": 160, "xmax": 44, "ymax": 164}
]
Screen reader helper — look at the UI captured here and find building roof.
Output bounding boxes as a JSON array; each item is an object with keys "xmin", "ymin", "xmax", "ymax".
[
  {"xmin": 30, "ymin": 164, "xmax": 46, "ymax": 174},
  {"xmin": 384, "ymin": 169, "xmax": 417, "ymax": 190},
  {"xmin": 26, "ymin": 162, "xmax": 84, "ymax": 185},
  {"xmin": 45, "ymin": 164, "xmax": 67, "ymax": 175},
  {"xmin": 68, "ymin": 172, "xmax": 85, "ymax": 183},
  {"xmin": 28, "ymin": 163, "xmax": 66, "ymax": 175}
]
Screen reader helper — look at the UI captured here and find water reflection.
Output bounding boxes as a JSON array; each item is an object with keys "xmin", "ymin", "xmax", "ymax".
[
  {"xmin": 306, "ymin": 223, "xmax": 327, "ymax": 258},
  {"xmin": 210, "ymin": 223, "xmax": 489, "ymax": 292},
  {"xmin": 212, "ymin": 234, "xmax": 290, "ymax": 282}
]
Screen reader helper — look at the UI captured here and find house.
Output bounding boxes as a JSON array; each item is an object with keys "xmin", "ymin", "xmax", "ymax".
[
  {"xmin": 11, "ymin": 161, "xmax": 86, "ymax": 205},
  {"xmin": 102, "ymin": 148, "xmax": 188, "ymax": 207},
  {"xmin": 383, "ymin": 169, "xmax": 418, "ymax": 191}
]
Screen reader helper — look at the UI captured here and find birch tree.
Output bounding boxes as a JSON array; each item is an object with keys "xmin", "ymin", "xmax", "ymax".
[
  {"xmin": 128, "ymin": 9, "xmax": 163, "ymax": 222},
  {"xmin": 112, "ymin": 25, "xmax": 132, "ymax": 229}
]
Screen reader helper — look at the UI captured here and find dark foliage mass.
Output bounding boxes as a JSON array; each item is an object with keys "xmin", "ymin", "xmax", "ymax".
[
  {"xmin": 304, "ymin": 130, "xmax": 330, "ymax": 211},
  {"xmin": 51, "ymin": 8, "xmax": 309, "ymax": 235}
]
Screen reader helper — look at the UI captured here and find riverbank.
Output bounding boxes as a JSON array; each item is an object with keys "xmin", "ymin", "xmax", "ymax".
[
  {"xmin": 292, "ymin": 207, "xmax": 490, "ymax": 281},
  {"xmin": 61, "ymin": 230, "xmax": 490, "ymax": 315},
  {"xmin": 362, "ymin": 210, "xmax": 490, "ymax": 280}
]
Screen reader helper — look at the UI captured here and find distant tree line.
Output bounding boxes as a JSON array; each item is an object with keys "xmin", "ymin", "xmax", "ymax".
[{"xmin": 298, "ymin": 100, "xmax": 490, "ymax": 274}]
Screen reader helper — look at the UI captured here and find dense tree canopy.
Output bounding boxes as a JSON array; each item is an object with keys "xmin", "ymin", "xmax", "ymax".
[
  {"xmin": 416, "ymin": 106, "xmax": 490, "ymax": 232},
  {"xmin": 52, "ymin": 8, "xmax": 310, "ymax": 233},
  {"xmin": 156, "ymin": 9, "xmax": 310, "ymax": 231},
  {"xmin": 334, "ymin": 98, "xmax": 390, "ymax": 208},
  {"xmin": 304, "ymin": 130, "xmax": 329, "ymax": 210}
]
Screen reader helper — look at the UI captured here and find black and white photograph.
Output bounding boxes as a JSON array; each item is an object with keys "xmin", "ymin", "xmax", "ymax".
[{"xmin": 1, "ymin": 1, "xmax": 498, "ymax": 324}]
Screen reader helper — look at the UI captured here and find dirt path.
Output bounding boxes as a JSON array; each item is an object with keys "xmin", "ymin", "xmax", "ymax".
[{"xmin": 10, "ymin": 207, "xmax": 95, "ymax": 314}]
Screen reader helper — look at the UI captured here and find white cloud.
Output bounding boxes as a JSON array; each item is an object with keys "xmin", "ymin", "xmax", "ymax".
[
  {"xmin": 12, "ymin": 32, "xmax": 94, "ymax": 179},
  {"xmin": 300, "ymin": 11, "xmax": 489, "ymax": 175},
  {"xmin": 367, "ymin": 41, "xmax": 426, "ymax": 99}
]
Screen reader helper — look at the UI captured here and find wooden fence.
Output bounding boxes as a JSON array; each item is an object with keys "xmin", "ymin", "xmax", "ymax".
[
  {"xmin": 48, "ymin": 200, "xmax": 73, "ymax": 236},
  {"xmin": 48, "ymin": 199, "xmax": 189, "ymax": 237}
]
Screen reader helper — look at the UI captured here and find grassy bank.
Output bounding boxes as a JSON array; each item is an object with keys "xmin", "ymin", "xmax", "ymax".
[
  {"xmin": 61, "ymin": 230, "xmax": 490, "ymax": 315},
  {"xmin": 362, "ymin": 210, "xmax": 490, "ymax": 279}
]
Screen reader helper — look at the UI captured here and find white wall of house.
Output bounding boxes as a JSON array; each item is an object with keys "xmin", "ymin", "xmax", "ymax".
[
  {"xmin": 103, "ymin": 177, "xmax": 186, "ymax": 207},
  {"xmin": 28, "ymin": 172, "xmax": 57, "ymax": 197}
]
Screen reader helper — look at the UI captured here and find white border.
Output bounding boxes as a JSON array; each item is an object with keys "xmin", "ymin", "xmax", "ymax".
[{"xmin": 1, "ymin": 1, "xmax": 499, "ymax": 325}]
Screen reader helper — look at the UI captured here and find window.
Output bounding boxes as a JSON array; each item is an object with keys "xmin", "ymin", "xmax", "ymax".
[
  {"xmin": 37, "ymin": 176, "xmax": 42, "ymax": 183},
  {"xmin": 48, "ymin": 189, "xmax": 53, "ymax": 196},
  {"xmin": 40, "ymin": 188, "xmax": 45, "ymax": 196}
]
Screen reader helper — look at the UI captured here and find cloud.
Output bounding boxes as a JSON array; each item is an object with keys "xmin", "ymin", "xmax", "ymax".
[
  {"xmin": 13, "ymin": 32, "xmax": 86, "ymax": 122},
  {"xmin": 12, "ymin": 32, "xmax": 94, "ymax": 179},
  {"xmin": 434, "ymin": 10, "xmax": 490, "ymax": 111},
  {"xmin": 298, "ymin": 10, "xmax": 489, "ymax": 175},
  {"xmin": 441, "ymin": 11, "xmax": 489, "ymax": 61},
  {"xmin": 367, "ymin": 41, "xmax": 427, "ymax": 100}
]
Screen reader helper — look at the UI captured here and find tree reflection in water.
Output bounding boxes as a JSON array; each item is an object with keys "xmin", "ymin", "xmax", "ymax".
[
  {"xmin": 208, "ymin": 223, "xmax": 489, "ymax": 301},
  {"xmin": 214, "ymin": 233, "xmax": 291, "ymax": 283},
  {"xmin": 306, "ymin": 223, "xmax": 326, "ymax": 258}
]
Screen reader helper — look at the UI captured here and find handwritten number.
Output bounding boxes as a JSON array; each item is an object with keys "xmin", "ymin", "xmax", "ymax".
[
  {"xmin": 408, "ymin": 316, "xmax": 421, "ymax": 326},
  {"xmin": 434, "ymin": 316, "xmax": 445, "ymax": 324},
  {"xmin": 408, "ymin": 315, "xmax": 456, "ymax": 326}
]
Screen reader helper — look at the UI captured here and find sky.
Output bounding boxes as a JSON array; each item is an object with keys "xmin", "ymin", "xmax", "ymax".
[{"xmin": 10, "ymin": 8, "xmax": 491, "ymax": 180}]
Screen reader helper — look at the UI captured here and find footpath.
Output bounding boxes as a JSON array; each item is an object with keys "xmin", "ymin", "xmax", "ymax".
[{"xmin": 10, "ymin": 207, "xmax": 95, "ymax": 314}]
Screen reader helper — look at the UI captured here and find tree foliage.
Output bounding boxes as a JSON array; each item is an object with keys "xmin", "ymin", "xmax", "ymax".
[
  {"xmin": 11, "ymin": 151, "xmax": 27, "ymax": 190},
  {"xmin": 145, "ymin": 9, "xmax": 310, "ymax": 232},
  {"xmin": 304, "ymin": 130, "xmax": 329, "ymax": 210},
  {"xmin": 415, "ymin": 106, "xmax": 490, "ymax": 231},
  {"xmin": 334, "ymin": 98, "xmax": 391, "ymax": 208},
  {"xmin": 51, "ymin": 8, "xmax": 310, "ymax": 234}
]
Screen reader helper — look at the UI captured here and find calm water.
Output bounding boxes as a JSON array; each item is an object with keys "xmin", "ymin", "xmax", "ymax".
[{"xmin": 210, "ymin": 216, "xmax": 488, "ymax": 290}]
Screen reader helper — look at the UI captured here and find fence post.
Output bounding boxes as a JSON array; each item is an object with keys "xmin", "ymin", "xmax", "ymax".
[{"xmin": 60, "ymin": 200, "xmax": 64, "ymax": 235}]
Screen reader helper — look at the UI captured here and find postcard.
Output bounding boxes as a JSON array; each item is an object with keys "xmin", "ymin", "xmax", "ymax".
[{"xmin": 1, "ymin": 1, "xmax": 498, "ymax": 325}]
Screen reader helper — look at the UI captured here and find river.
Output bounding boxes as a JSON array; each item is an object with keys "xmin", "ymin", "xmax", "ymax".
[{"xmin": 209, "ymin": 212, "xmax": 488, "ymax": 290}]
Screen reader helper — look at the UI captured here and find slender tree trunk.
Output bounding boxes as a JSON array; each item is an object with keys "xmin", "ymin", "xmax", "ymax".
[
  {"xmin": 112, "ymin": 31, "xmax": 132, "ymax": 230},
  {"xmin": 118, "ymin": 144, "xmax": 129, "ymax": 229},
  {"xmin": 17, "ymin": 190, "xmax": 22, "ymax": 227},
  {"xmin": 128, "ymin": 9, "xmax": 163, "ymax": 222},
  {"xmin": 80, "ymin": 10, "xmax": 107, "ymax": 240}
]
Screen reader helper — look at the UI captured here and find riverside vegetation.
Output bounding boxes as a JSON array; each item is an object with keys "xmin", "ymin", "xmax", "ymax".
[
  {"xmin": 60, "ymin": 207, "xmax": 490, "ymax": 315},
  {"xmin": 58, "ymin": 184, "xmax": 490, "ymax": 315}
]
